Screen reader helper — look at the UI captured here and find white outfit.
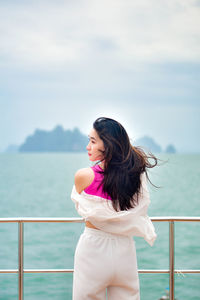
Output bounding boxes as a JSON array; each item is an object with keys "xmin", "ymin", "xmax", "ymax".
[
  {"xmin": 71, "ymin": 172, "xmax": 157, "ymax": 299},
  {"xmin": 73, "ymin": 227, "xmax": 140, "ymax": 300}
]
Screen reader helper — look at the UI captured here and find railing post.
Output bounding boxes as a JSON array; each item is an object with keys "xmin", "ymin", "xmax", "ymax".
[
  {"xmin": 18, "ymin": 222, "xmax": 24, "ymax": 300},
  {"xmin": 169, "ymin": 221, "xmax": 175, "ymax": 300}
]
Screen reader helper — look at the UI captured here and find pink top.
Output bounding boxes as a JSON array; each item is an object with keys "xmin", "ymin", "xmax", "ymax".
[{"xmin": 84, "ymin": 164, "xmax": 112, "ymax": 200}]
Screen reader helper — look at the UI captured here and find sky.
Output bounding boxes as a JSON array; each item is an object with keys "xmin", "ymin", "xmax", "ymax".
[{"xmin": 0, "ymin": 0, "xmax": 200, "ymax": 152}]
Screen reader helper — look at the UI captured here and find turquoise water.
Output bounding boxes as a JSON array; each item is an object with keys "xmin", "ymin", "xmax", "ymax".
[{"xmin": 0, "ymin": 153, "xmax": 199, "ymax": 299}]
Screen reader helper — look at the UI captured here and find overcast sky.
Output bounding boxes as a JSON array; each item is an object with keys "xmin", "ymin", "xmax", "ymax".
[{"xmin": 0, "ymin": 0, "xmax": 200, "ymax": 152}]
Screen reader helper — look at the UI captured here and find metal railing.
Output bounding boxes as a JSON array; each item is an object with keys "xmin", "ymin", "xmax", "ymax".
[{"xmin": 0, "ymin": 216, "xmax": 200, "ymax": 300}]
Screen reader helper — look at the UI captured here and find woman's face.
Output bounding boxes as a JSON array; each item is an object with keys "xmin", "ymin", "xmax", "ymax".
[{"xmin": 86, "ymin": 128, "xmax": 105, "ymax": 162}]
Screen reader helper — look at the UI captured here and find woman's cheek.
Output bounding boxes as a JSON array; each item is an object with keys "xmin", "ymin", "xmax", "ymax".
[
  {"xmin": 92, "ymin": 151, "xmax": 101, "ymax": 161},
  {"xmin": 96, "ymin": 152, "xmax": 104, "ymax": 160}
]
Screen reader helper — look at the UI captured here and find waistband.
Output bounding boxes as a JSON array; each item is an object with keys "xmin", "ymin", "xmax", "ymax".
[{"xmin": 83, "ymin": 226, "xmax": 132, "ymax": 240}]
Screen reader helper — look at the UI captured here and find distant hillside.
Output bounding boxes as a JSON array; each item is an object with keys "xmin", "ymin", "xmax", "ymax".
[
  {"xmin": 5, "ymin": 144, "xmax": 19, "ymax": 153},
  {"xmin": 165, "ymin": 144, "xmax": 176, "ymax": 153},
  {"xmin": 19, "ymin": 125, "xmax": 88, "ymax": 152},
  {"xmin": 133, "ymin": 136, "xmax": 162, "ymax": 153}
]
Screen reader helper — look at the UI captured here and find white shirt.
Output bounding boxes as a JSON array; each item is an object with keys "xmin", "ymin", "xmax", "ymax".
[{"xmin": 71, "ymin": 173, "xmax": 157, "ymax": 246}]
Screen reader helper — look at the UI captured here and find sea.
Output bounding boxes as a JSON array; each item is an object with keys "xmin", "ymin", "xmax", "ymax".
[{"xmin": 0, "ymin": 153, "xmax": 199, "ymax": 300}]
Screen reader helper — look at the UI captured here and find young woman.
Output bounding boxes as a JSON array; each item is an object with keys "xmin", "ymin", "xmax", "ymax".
[{"xmin": 71, "ymin": 117, "xmax": 158, "ymax": 300}]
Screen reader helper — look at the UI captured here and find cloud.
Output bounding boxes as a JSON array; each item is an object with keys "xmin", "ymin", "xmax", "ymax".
[{"xmin": 0, "ymin": 0, "xmax": 200, "ymax": 70}]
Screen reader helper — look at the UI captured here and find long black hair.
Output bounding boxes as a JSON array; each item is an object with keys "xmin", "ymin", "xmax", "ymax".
[{"xmin": 93, "ymin": 117, "xmax": 158, "ymax": 211}]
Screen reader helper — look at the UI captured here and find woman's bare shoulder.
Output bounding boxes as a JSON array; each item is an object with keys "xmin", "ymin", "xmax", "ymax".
[{"xmin": 74, "ymin": 167, "xmax": 94, "ymax": 194}]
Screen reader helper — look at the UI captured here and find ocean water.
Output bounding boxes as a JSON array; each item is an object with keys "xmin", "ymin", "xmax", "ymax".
[{"xmin": 0, "ymin": 153, "xmax": 199, "ymax": 300}]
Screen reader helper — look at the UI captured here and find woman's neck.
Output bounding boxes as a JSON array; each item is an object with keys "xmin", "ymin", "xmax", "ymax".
[{"xmin": 99, "ymin": 161, "xmax": 105, "ymax": 170}]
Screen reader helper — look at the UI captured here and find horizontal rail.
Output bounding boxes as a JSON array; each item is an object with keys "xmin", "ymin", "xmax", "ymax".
[
  {"xmin": 1, "ymin": 269, "xmax": 200, "ymax": 274},
  {"xmin": 139, "ymin": 269, "xmax": 200, "ymax": 274},
  {"xmin": 0, "ymin": 217, "xmax": 84, "ymax": 223},
  {"xmin": 151, "ymin": 216, "xmax": 200, "ymax": 222},
  {"xmin": 0, "ymin": 216, "xmax": 200, "ymax": 223}
]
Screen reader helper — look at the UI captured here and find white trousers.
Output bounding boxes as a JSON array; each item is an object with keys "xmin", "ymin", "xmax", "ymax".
[{"xmin": 73, "ymin": 227, "xmax": 140, "ymax": 300}]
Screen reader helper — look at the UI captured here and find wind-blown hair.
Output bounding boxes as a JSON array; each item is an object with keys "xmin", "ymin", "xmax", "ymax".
[{"xmin": 93, "ymin": 117, "xmax": 158, "ymax": 211}]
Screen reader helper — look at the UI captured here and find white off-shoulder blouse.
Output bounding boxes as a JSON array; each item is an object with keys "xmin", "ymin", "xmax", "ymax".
[{"xmin": 71, "ymin": 173, "xmax": 157, "ymax": 246}]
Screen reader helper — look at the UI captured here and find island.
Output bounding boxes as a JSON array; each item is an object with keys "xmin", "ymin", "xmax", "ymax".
[{"xmin": 19, "ymin": 125, "xmax": 88, "ymax": 152}]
